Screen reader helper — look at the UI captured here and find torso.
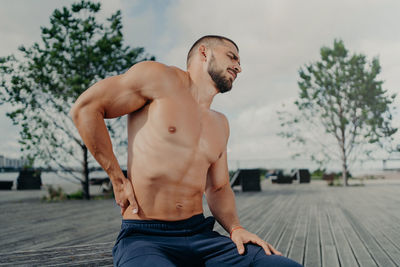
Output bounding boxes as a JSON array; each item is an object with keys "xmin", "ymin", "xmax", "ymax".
[{"xmin": 123, "ymin": 68, "xmax": 227, "ymax": 220}]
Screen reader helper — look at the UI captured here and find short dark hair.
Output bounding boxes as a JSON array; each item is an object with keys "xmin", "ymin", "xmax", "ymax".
[{"xmin": 186, "ymin": 35, "xmax": 239, "ymax": 67}]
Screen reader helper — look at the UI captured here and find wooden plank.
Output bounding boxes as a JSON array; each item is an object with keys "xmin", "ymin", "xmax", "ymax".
[
  {"xmin": 0, "ymin": 243, "xmax": 112, "ymax": 265},
  {"xmin": 262, "ymin": 194, "xmax": 300, "ymax": 248},
  {"xmin": 288, "ymin": 196, "xmax": 309, "ymax": 265},
  {"xmin": 0, "ymin": 252, "xmax": 113, "ymax": 266},
  {"xmin": 334, "ymin": 204, "xmax": 377, "ymax": 267},
  {"xmin": 275, "ymin": 195, "xmax": 302, "ymax": 256},
  {"xmin": 327, "ymin": 205, "xmax": 358, "ymax": 267},
  {"xmin": 0, "ymin": 202, "xmax": 120, "ymax": 252},
  {"xmin": 303, "ymin": 205, "xmax": 321, "ymax": 267},
  {"xmin": 357, "ymin": 187, "xmax": 400, "ymax": 249},
  {"xmin": 250, "ymin": 193, "xmax": 285, "ymax": 236},
  {"xmin": 341, "ymin": 188, "xmax": 400, "ymax": 265},
  {"xmin": 253, "ymin": 192, "xmax": 293, "ymax": 239},
  {"xmin": 360, "ymin": 213, "xmax": 400, "ymax": 264},
  {"xmin": 0, "ymin": 199, "xmax": 118, "ymax": 248},
  {"xmin": 318, "ymin": 205, "xmax": 340, "ymax": 267}
]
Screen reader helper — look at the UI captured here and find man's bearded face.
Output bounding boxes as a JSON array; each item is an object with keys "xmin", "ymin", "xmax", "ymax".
[{"xmin": 207, "ymin": 53, "xmax": 232, "ymax": 94}]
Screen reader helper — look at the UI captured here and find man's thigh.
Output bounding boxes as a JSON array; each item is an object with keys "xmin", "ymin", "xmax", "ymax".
[
  {"xmin": 113, "ymin": 236, "xmax": 184, "ymax": 267},
  {"xmin": 194, "ymin": 231, "xmax": 302, "ymax": 267},
  {"xmin": 192, "ymin": 231, "xmax": 256, "ymax": 266}
]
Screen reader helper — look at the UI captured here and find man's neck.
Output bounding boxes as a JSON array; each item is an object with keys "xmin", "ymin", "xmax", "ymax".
[{"xmin": 187, "ymin": 70, "xmax": 218, "ymax": 109}]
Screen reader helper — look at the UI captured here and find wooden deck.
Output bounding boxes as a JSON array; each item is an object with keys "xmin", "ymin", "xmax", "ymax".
[{"xmin": 0, "ymin": 179, "xmax": 399, "ymax": 266}]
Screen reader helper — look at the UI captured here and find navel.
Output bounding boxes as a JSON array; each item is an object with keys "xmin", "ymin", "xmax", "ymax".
[
  {"xmin": 168, "ymin": 126, "xmax": 176, "ymax": 133},
  {"xmin": 176, "ymin": 202, "xmax": 183, "ymax": 209}
]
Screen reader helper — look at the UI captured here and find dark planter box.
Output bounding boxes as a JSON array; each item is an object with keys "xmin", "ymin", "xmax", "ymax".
[
  {"xmin": 291, "ymin": 169, "xmax": 311, "ymax": 183},
  {"xmin": 273, "ymin": 171, "xmax": 293, "ymax": 184},
  {"xmin": 17, "ymin": 170, "xmax": 42, "ymax": 190},
  {"xmin": 239, "ymin": 169, "xmax": 261, "ymax": 192},
  {"xmin": 0, "ymin": 181, "xmax": 13, "ymax": 190},
  {"xmin": 298, "ymin": 169, "xmax": 310, "ymax": 183}
]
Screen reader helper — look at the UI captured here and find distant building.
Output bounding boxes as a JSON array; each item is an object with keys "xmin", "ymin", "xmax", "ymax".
[{"xmin": 0, "ymin": 155, "xmax": 28, "ymax": 169}]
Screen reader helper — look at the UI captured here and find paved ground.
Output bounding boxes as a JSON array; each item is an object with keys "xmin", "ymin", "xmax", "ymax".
[{"xmin": 0, "ymin": 179, "xmax": 399, "ymax": 266}]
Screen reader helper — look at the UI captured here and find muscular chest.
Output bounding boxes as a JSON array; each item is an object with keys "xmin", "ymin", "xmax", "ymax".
[{"xmin": 129, "ymin": 96, "xmax": 225, "ymax": 164}]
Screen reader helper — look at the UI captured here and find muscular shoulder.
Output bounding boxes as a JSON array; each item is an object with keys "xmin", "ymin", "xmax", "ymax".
[
  {"xmin": 211, "ymin": 110, "xmax": 230, "ymax": 141},
  {"xmin": 123, "ymin": 61, "xmax": 188, "ymax": 99}
]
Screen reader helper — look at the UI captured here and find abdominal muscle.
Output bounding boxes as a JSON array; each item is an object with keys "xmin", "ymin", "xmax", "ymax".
[{"xmin": 122, "ymin": 175, "xmax": 205, "ymax": 221}]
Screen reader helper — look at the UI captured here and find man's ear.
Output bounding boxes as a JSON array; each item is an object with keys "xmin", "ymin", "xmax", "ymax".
[{"xmin": 198, "ymin": 45, "xmax": 207, "ymax": 62}]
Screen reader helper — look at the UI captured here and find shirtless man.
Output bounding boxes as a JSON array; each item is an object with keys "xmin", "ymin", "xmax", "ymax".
[{"xmin": 71, "ymin": 35, "xmax": 302, "ymax": 267}]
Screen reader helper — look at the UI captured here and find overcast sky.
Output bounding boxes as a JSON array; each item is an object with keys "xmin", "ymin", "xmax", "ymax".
[{"xmin": 1, "ymin": 0, "xmax": 400, "ymax": 172}]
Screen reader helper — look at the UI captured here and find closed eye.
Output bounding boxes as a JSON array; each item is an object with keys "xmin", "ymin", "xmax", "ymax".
[{"xmin": 228, "ymin": 52, "xmax": 240, "ymax": 66}]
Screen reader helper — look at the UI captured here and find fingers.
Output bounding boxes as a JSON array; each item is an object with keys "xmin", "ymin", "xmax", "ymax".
[
  {"xmin": 123, "ymin": 179, "xmax": 138, "ymax": 214},
  {"xmin": 117, "ymin": 198, "xmax": 138, "ymax": 215},
  {"xmin": 268, "ymin": 243, "xmax": 283, "ymax": 256},
  {"xmin": 253, "ymin": 239, "xmax": 284, "ymax": 256},
  {"xmin": 115, "ymin": 179, "xmax": 139, "ymax": 216},
  {"xmin": 233, "ymin": 229, "xmax": 282, "ymax": 257},
  {"xmin": 254, "ymin": 239, "xmax": 271, "ymax": 255},
  {"xmin": 234, "ymin": 240, "xmax": 245, "ymax": 255},
  {"xmin": 117, "ymin": 200, "xmax": 126, "ymax": 215},
  {"xmin": 244, "ymin": 235, "xmax": 281, "ymax": 256},
  {"xmin": 128, "ymin": 194, "xmax": 139, "ymax": 214},
  {"xmin": 268, "ymin": 244, "xmax": 283, "ymax": 256},
  {"xmin": 235, "ymin": 238, "xmax": 280, "ymax": 256},
  {"xmin": 120, "ymin": 205, "xmax": 126, "ymax": 216}
]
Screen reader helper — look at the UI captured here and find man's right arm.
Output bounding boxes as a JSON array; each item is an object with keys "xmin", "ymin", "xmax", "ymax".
[{"xmin": 69, "ymin": 61, "xmax": 168, "ymax": 214}]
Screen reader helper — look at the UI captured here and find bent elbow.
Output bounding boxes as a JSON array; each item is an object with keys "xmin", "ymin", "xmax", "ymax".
[
  {"xmin": 69, "ymin": 105, "xmax": 76, "ymax": 119},
  {"xmin": 69, "ymin": 103, "xmax": 81, "ymax": 124},
  {"xmin": 206, "ymin": 182, "xmax": 229, "ymax": 195}
]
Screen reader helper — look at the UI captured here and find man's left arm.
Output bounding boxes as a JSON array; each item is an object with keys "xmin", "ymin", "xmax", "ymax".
[{"xmin": 204, "ymin": 116, "xmax": 282, "ymax": 256}]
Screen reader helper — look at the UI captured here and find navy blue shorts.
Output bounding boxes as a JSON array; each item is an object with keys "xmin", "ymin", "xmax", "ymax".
[{"xmin": 112, "ymin": 214, "xmax": 303, "ymax": 267}]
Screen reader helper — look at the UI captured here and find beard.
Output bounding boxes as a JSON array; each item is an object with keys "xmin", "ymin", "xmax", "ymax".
[{"xmin": 207, "ymin": 54, "xmax": 232, "ymax": 94}]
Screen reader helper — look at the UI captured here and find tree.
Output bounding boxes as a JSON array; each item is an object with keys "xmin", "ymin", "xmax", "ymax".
[
  {"xmin": 0, "ymin": 1, "xmax": 155, "ymax": 198},
  {"xmin": 278, "ymin": 39, "xmax": 396, "ymax": 186}
]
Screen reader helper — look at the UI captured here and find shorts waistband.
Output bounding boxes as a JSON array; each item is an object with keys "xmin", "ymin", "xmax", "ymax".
[
  {"xmin": 116, "ymin": 213, "xmax": 215, "ymax": 244},
  {"xmin": 122, "ymin": 213, "xmax": 206, "ymax": 229}
]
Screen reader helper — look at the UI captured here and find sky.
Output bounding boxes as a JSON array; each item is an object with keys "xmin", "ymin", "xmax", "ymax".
[{"xmin": 1, "ymin": 0, "xmax": 400, "ymax": 172}]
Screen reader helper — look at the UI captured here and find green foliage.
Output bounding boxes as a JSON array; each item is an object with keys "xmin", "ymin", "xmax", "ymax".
[
  {"xmin": 67, "ymin": 189, "xmax": 84, "ymax": 199},
  {"xmin": 259, "ymin": 168, "xmax": 268, "ymax": 179},
  {"xmin": 336, "ymin": 170, "xmax": 352, "ymax": 179},
  {"xmin": 42, "ymin": 185, "xmax": 113, "ymax": 201},
  {"xmin": 278, "ymin": 39, "xmax": 397, "ymax": 185},
  {"xmin": 329, "ymin": 178, "xmax": 343, "ymax": 187},
  {"xmin": 0, "ymin": 1, "xmax": 155, "ymax": 183},
  {"xmin": 42, "ymin": 185, "xmax": 68, "ymax": 201},
  {"xmin": 310, "ymin": 168, "xmax": 326, "ymax": 180},
  {"xmin": 92, "ymin": 193, "xmax": 114, "ymax": 200}
]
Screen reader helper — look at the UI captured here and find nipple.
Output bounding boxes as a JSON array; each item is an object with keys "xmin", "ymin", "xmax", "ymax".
[{"xmin": 168, "ymin": 126, "xmax": 176, "ymax": 133}]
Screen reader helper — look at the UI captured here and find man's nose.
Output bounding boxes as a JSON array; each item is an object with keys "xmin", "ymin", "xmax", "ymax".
[{"xmin": 234, "ymin": 64, "xmax": 242, "ymax": 74}]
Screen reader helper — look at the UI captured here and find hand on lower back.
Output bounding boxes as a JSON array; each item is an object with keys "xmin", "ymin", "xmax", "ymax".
[{"xmin": 113, "ymin": 178, "xmax": 138, "ymax": 215}]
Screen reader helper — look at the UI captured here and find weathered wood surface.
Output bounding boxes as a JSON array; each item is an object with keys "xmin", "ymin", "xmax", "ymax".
[{"xmin": 0, "ymin": 179, "xmax": 399, "ymax": 266}]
